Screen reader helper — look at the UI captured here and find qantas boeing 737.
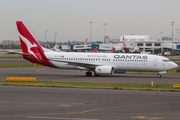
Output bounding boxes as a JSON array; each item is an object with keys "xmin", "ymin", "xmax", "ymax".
[{"xmin": 16, "ymin": 21, "xmax": 178, "ymax": 77}]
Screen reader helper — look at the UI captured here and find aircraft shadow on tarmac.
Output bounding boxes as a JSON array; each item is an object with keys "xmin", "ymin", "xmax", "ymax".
[{"xmin": 10, "ymin": 72, "xmax": 177, "ymax": 79}]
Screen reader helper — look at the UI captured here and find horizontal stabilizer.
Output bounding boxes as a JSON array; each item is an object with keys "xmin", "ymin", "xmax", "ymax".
[{"xmin": 7, "ymin": 52, "xmax": 31, "ymax": 56}]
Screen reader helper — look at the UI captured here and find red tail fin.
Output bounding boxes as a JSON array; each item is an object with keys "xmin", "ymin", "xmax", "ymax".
[
  {"xmin": 47, "ymin": 41, "xmax": 51, "ymax": 50},
  {"xmin": 112, "ymin": 47, "xmax": 116, "ymax": 51},
  {"xmin": 16, "ymin": 21, "xmax": 54, "ymax": 67},
  {"xmin": 123, "ymin": 36, "xmax": 126, "ymax": 47},
  {"xmin": 16, "ymin": 21, "xmax": 43, "ymax": 54},
  {"xmin": 84, "ymin": 38, "xmax": 87, "ymax": 45},
  {"xmin": 94, "ymin": 48, "xmax": 98, "ymax": 53}
]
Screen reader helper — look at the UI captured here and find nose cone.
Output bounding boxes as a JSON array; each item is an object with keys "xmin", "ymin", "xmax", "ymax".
[{"xmin": 171, "ymin": 62, "xmax": 178, "ymax": 69}]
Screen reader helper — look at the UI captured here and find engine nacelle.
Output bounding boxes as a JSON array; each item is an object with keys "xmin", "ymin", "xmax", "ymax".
[{"xmin": 95, "ymin": 66, "xmax": 114, "ymax": 75}]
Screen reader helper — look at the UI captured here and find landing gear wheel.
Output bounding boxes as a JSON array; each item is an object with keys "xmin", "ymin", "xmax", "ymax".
[
  {"xmin": 86, "ymin": 72, "xmax": 92, "ymax": 77},
  {"xmin": 94, "ymin": 72, "xmax": 100, "ymax": 76},
  {"xmin": 157, "ymin": 74, "xmax": 161, "ymax": 78}
]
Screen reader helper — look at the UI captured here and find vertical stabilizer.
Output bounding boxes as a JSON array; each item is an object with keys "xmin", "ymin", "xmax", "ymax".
[
  {"xmin": 16, "ymin": 21, "xmax": 54, "ymax": 67},
  {"xmin": 16, "ymin": 21, "xmax": 43, "ymax": 54},
  {"xmin": 94, "ymin": 48, "xmax": 98, "ymax": 53},
  {"xmin": 84, "ymin": 38, "xmax": 88, "ymax": 45},
  {"xmin": 123, "ymin": 36, "xmax": 126, "ymax": 47}
]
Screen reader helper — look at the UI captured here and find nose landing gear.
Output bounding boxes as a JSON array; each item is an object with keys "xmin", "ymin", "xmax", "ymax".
[{"xmin": 157, "ymin": 74, "xmax": 161, "ymax": 78}]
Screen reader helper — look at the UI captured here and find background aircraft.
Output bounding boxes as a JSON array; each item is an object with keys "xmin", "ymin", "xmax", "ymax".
[
  {"xmin": 113, "ymin": 36, "xmax": 140, "ymax": 53},
  {"xmin": 0, "ymin": 49, "xmax": 17, "ymax": 54},
  {"xmin": 47, "ymin": 41, "xmax": 61, "ymax": 52}
]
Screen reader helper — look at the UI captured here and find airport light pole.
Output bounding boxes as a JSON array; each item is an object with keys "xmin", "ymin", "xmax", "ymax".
[
  {"xmin": 45, "ymin": 30, "xmax": 48, "ymax": 48},
  {"xmin": 178, "ymin": 32, "xmax": 180, "ymax": 41},
  {"xmin": 103, "ymin": 23, "xmax": 107, "ymax": 43},
  {"xmin": 160, "ymin": 32, "xmax": 164, "ymax": 55},
  {"xmin": 175, "ymin": 29, "xmax": 178, "ymax": 40},
  {"xmin": 160, "ymin": 32, "xmax": 163, "ymax": 40},
  {"xmin": 90, "ymin": 21, "xmax": 93, "ymax": 44},
  {"xmin": 54, "ymin": 33, "xmax": 58, "ymax": 44},
  {"xmin": 171, "ymin": 21, "xmax": 174, "ymax": 53}
]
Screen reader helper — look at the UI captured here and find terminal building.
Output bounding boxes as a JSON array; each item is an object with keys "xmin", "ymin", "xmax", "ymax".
[{"xmin": 57, "ymin": 35, "xmax": 180, "ymax": 55}]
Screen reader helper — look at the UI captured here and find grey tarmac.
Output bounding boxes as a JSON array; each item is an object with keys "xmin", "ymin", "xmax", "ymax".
[
  {"xmin": 0, "ymin": 86, "xmax": 180, "ymax": 120},
  {"xmin": 0, "ymin": 67, "xmax": 180, "ymax": 85}
]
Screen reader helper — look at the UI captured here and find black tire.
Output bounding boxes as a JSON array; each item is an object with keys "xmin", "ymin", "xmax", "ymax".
[
  {"xmin": 86, "ymin": 72, "xmax": 92, "ymax": 77},
  {"xmin": 157, "ymin": 74, "xmax": 161, "ymax": 78}
]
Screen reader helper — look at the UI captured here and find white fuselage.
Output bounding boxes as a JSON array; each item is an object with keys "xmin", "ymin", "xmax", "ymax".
[
  {"xmin": 44, "ymin": 51, "xmax": 177, "ymax": 72},
  {"xmin": 16, "ymin": 21, "xmax": 178, "ymax": 77}
]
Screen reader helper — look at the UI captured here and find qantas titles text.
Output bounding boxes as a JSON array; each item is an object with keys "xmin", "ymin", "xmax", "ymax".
[
  {"xmin": 87, "ymin": 55, "xmax": 148, "ymax": 59},
  {"xmin": 114, "ymin": 55, "xmax": 148, "ymax": 59}
]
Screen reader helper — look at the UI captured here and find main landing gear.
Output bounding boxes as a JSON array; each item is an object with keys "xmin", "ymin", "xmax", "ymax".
[
  {"xmin": 86, "ymin": 71, "xmax": 100, "ymax": 77},
  {"xmin": 86, "ymin": 71, "xmax": 92, "ymax": 76}
]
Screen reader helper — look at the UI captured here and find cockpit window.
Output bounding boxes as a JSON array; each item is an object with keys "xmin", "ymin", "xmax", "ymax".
[{"xmin": 163, "ymin": 60, "xmax": 171, "ymax": 62}]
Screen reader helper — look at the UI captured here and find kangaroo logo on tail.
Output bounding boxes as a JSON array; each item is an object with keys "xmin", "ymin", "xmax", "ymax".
[
  {"xmin": 16, "ymin": 21, "xmax": 44, "ymax": 63},
  {"xmin": 16, "ymin": 21, "xmax": 55, "ymax": 67},
  {"xmin": 18, "ymin": 33, "xmax": 40, "ymax": 60}
]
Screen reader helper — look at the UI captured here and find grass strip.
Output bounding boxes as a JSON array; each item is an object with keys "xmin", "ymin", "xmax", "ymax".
[
  {"xmin": 0, "ymin": 58, "xmax": 24, "ymax": 60},
  {"xmin": 0, "ymin": 81, "xmax": 180, "ymax": 92},
  {"xmin": 127, "ymin": 67, "xmax": 180, "ymax": 76},
  {"xmin": 0, "ymin": 54, "xmax": 20, "ymax": 57},
  {"xmin": 0, "ymin": 63, "xmax": 42, "ymax": 68}
]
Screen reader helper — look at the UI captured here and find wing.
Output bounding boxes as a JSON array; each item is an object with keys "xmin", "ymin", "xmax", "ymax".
[{"xmin": 48, "ymin": 59, "xmax": 103, "ymax": 69}]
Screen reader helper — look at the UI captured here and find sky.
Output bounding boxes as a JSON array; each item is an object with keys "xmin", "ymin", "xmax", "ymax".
[{"xmin": 0, "ymin": 0, "xmax": 180, "ymax": 42}]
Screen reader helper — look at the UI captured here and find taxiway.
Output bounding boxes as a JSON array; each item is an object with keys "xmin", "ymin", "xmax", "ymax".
[
  {"xmin": 0, "ymin": 86, "xmax": 180, "ymax": 120},
  {"xmin": 0, "ymin": 67, "xmax": 180, "ymax": 84}
]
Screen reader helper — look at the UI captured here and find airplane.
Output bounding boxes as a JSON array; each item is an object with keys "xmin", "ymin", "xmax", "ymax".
[
  {"xmin": 98, "ymin": 46, "xmax": 113, "ymax": 52},
  {"xmin": 121, "ymin": 36, "xmax": 140, "ymax": 53},
  {"xmin": 16, "ymin": 21, "xmax": 178, "ymax": 77},
  {"xmin": 84, "ymin": 38, "xmax": 87, "ymax": 45},
  {"xmin": 112, "ymin": 36, "xmax": 140, "ymax": 53},
  {"xmin": 0, "ymin": 49, "xmax": 17, "ymax": 54},
  {"xmin": 47, "ymin": 41, "xmax": 51, "ymax": 50},
  {"xmin": 47, "ymin": 41, "xmax": 61, "ymax": 52},
  {"xmin": 112, "ymin": 47, "xmax": 121, "ymax": 52},
  {"xmin": 52, "ymin": 45, "xmax": 61, "ymax": 52},
  {"xmin": 94, "ymin": 48, "xmax": 98, "ymax": 53}
]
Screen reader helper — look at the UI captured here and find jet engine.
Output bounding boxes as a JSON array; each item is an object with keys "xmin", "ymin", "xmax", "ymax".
[{"xmin": 95, "ymin": 66, "xmax": 114, "ymax": 75}]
